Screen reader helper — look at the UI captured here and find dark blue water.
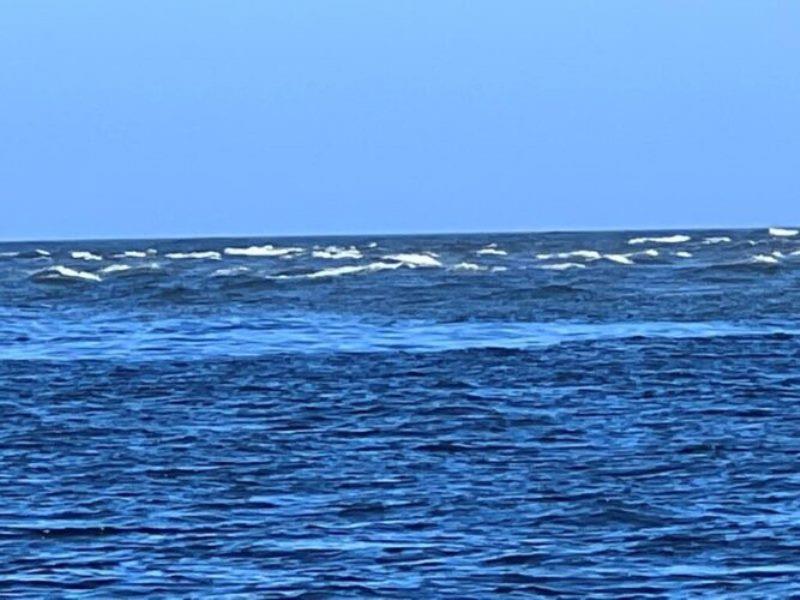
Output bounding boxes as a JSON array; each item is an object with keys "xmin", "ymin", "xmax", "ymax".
[{"xmin": 2, "ymin": 229, "xmax": 800, "ymax": 597}]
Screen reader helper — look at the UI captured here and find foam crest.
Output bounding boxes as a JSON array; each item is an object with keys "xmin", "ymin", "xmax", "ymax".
[
  {"xmin": 35, "ymin": 265, "xmax": 102, "ymax": 282},
  {"xmin": 0, "ymin": 251, "xmax": 18, "ymax": 258},
  {"xmin": 212, "ymin": 266, "xmax": 251, "ymax": 277},
  {"xmin": 100, "ymin": 264, "xmax": 131, "ymax": 274},
  {"xmin": 752, "ymin": 254, "xmax": 780, "ymax": 264},
  {"xmin": 628, "ymin": 234, "xmax": 691, "ymax": 245},
  {"xmin": 703, "ymin": 236, "xmax": 732, "ymax": 244},
  {"xmin": 165, "ymin": 251, "xmax": 222, "ymax": 260},
  {"xmin": 312, "ymin": 246, "xmax": 363, "ymax": 260},
  {"xmin": 305, "ymin": 261, "xmax": 402, "ymax": 279},
  {"xmin": 453, "ymin": 262, "xmax": 487, "ymax": 271},
  {"xmin": 224, "ymin": 245, "xmax": 303, "ymax": 257},
  {"xmin": 604, "ymin": 254, "xmax": 634, "ymax": 265},
  {"xmin": 769, "ymin": 227, "xmax": 798, "ymax": 237},
  {"xmin": 71, "ymin": 251, "xmax": 103, "ymax": 261},
  {"xmin": 675, "ymin": 251, "xmax": 693, "ymax": 258},
  {"xmin": 536, "ymin": 250, "xmax": 602, "ymax": 261},
  {"xmin": 382, "ymin": 253, "xmax": 442, "ymax": 268},
  {"xmin": 113, "ymin": 250, "xmax": 149, "ymax": 258},
  {"xmin": 476, "ymin": 246, "xmax": 507, "ymax": 256},
  {"xmin": 539, "ymin": 262, "xmax": 586, "ymax": 271}
]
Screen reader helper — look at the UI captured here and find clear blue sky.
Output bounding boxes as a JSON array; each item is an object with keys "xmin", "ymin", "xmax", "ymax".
[{"xmin": 2, "ymin": 1, "xmax": 799, "ymax": 241}]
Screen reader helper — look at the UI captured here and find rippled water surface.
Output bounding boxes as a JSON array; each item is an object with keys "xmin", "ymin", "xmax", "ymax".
[{"xmin": 2, "ymin": 229, "xmax": 800, "ymax": 597}]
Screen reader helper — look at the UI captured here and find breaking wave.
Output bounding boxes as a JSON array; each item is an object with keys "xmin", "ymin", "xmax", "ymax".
[
  {"xmin": 32, "ymin": 265, "xmax": 102, "ymax": 283},
  {"xmin": 628, "ymin": 235, "xmax": 691, "ymax": 245},
  {"xmin": 165, "ymin": 251, "xmax": 222, "ymax": 260},
  {"xmin": 224, "ymin": 245, "xmax": 303, "ymax": 257},
  {"xmin": 769, "ymin": 227, "xmax": 798, "ymax": 238}
]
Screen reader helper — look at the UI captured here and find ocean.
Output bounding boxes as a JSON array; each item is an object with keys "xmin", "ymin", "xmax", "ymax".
[{"xmin": 2, "ymin": 229, "xmax": 800, "ymax": 597}]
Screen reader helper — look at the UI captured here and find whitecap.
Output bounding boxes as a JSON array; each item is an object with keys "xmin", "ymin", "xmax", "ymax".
[
  {"xmin": 492, "ymin": 266, "xmax": 508, "ymax": 272},
  {"xmin": 675, "ymin": 251, "xmax": 693, "ymax": 258},
  {"xmin": 536, "ymin": 250, "xmax": 602, "ymax": 261},
  {"xmin": 604, "ymin": 254, "xmax": 635, "ymax": 265},
  {"xmin": 453, "ymin": 262, "xmax": 487, "ymax": 271},
  {"xmin": 113, "ymin": 250, "xmax": 148, "ymax": 258},
  {"xmin": 165, "ymin": 251, "xmax": 221, "ymax": 260},
  {"xmin": 382, "ymin": 253, "xmax": 442, "ymax": 268},
  {"xmin": 71, "ymin": 251, "xmax": 103, "ymax": 261},
  {"xmin": 36, "ymin": 265, "xmax": 102, "ymax": 282},
  {"xmin": 476, "ymin": 247, "xmax": 507, "ymax": 256},
  {"xmin": 212, "ymin": 266, "xmax": 251, "ymax": 277},
  {"xmin": 639, "ymin": 249, "xmax": 660, "ymax": 257},
  {"xmin": 752, "ymin": 254, "xmax": 780, "ymax": 264},
  {"xmin": 703, "ymin": 236, "xmax": 732, "ymax": 244},
  {"xmin": 100, "ymin": 264, "xmax": 132, "ymax": 274},
  {"xmin": 35, "ymin": 249, "xmax": 51, "ymax": 257},
  {"xmin": 224, "ymin": 245, "xmax": 303, "ymax": 257},
  {"xmin": 539, "ymin": 262, "xmax": 586, "ymax": 271},
  {"xmin": 0, "ymin": 251, "xmax": 18, "ymax": 258},
  {"xmin": 367, "ymin": 242, "xmax": 378, "ymax": 248},
  {"xmin": 306, "ymin": 261, "xmax": 402, "ymax": 279},
  {"xmin": 628, "ymin": 234, "xmax": 691, "ymax": 245},
  {"xmin": 769, "ymin": 227, "xmax": 798, "ymax": 238},
  {"xmin": 312, "ymin": 246, "xmax": 363, "ymax": 260}
]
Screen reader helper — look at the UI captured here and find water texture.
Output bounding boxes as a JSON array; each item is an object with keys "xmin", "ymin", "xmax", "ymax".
[{"xmin": 2, "ymin": 229, "xmax": 800, "ymax": 597}]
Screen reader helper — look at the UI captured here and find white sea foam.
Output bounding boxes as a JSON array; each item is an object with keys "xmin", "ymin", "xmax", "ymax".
[
  {"xmin": 639, "ymin": 249, "xmax": 660, "ymax": 257},
  {"xmin": 453, "ymin": 262, "xmax": 487, "ymax": 271},
  {"xmin": 628, "ymin": 234, "xmax": 691, "ymax": 245},
  {"xmin": 35, "ymin": 249, "xmax": 51, "ymax": 257},
  {"xmin": 604, "ymin": 254, "xmax": 635, "ymax": 265},
  {"xmin": 367, "ymin": 242, "xmax": 378, "ymax": 248},
  {"xmin": 224, "ymin": 245, "xmax": 303, "ymax": 257},
  {"xmin": 305, "ymin": 261, "xmax": 402, "ymax": 279},
  {"xmin": 703, "ymin": 236, "xmax": 732, "ymax": 244},
  {"xmin": 312, "ymin": 246, "xmax": 363, "ymax": 260},
  {"xmin": 382, "ymin": 253, "xmax": 442, "ymax": 268},
  {"xmin": 476, "ymin": 247, "xmax": 507, "ymax": 256},
  {"xmin": 71, "ymin": 251, "xmax": 103, "ymax": 261},
  {"xmin": 536, "ymin": 250, "xmax": 602, "ymax": 261},
  {"xmin": 769, "ymin": 227, "xmax": 798, "ymax": 238},
  {"xmin": 165, "ymin": 251, "xmax": 222, "ymax": 260},
  {"xmin": 675, "ymin": 251, "xmax": 693, "ymax": 258},
  {"xmin": 0, "ymin": 251, "xmax": 18, "ymax": 257},
  {"xmin": 539, "ymin": 262, "xmax": 586, "ymax": 271},
  {"xmin": 212, "ymin": 266, "xmax": 251, "ymax": 277},
  {"xmin": 752, "ymin": 254, "xmax": 780, "ymax": 264},
  {"xmin": 100, "ymin": 264, "xmax": 131, "ymax": 274},
  {"xmin": 492, "ymin": 266, "xmax": 508, "ymax": 272},
  {"xmin": 37, "ymin": 265, "xmax": 102, "ymax": 282},
  {"xmin": 113, "ymin": 250, "xmax": 148, "ymax": 258}
]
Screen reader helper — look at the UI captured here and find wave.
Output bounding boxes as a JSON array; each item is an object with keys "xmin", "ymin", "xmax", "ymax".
[
  {"xmin": 628, "ymin": 234, "xmax": 691, "ymax": 245},
  {"xmin": 703, "ymin": 236, "xmax": 732, "ymax": 244},
  {"xmin": 224, "ymin": 245, "xmax": 303, "ymax": 257},
  {"xmin": 71, "ymin": 251, "xmax": 103, "ymax": 261},
  {"xmin": 604, "ymin": 254, "xmax": 634, "ymax": 265},
  {"xmin": 453, "ymin": 262, "xmax": 487, "ymax": 271},
  {"xmin": 536, "ymin": 250, "xmax": 602, "ymax": 261},
  {"xmin": 33, "ymin": 265, "xmax": 102, "ymax": 282},
  {"xmin": 100, "ymin": 264, "xmax": 131, "ymax": 274},
  {"xmin": 312, "ymin": 246, "xmax": 363, "ymax": 260},
  {"xmin": 304, "ymin": 262, "xmax": 402, "ymax": 279},
  {"xmin": 382, "ymin": 253, "xmax": 442, "ymax": 268},
  {"xmin": 112, "ymin": 250, "xmax": 150, "ymax": 258},
  {"xmin": 0, "ymin": 251, "xmax": 18, "ymax": 258},
  {"xmin": 212, "ymin": 266, "xmax": 251, "ymax": 277},
  {"xmin": 476, "ymin": 247, "xmax": 507, "ymax": 256},
  {"xmin": 752, "ymin": 254, "xmax": 780, "ymax": 265},
  {"xmin": 539, "ymin": 262, "xmax": 586, "ymax": 270},
  {"xmin": 165, "ymin": 251, "xmax": 222, "ymax": 260},
  {"xmin": 675, "ymin": 251, "xmax": 693, "ymax": 258},
  {"xmin": 769, "ymin": 227, "xmax": 798, "ymax": 238},
  {"xmin": 639, "ymin": 249, "xmax": 659, "ymax": 257}
]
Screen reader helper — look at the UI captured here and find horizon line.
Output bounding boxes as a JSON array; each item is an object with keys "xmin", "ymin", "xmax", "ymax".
[{"xmin": 0, "ymin": 223, "xmax": 794, "ymax": 245}]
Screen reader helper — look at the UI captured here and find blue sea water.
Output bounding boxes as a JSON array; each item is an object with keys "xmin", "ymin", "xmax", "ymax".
[{"xmin": 2, "ymin": 229, "xmax": 800, "ymax": 597}]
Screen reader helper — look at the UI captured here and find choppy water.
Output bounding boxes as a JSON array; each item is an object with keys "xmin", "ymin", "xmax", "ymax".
[{"xmin": 2, "ymin": 228, "xmax": 800, "ymax": 597}]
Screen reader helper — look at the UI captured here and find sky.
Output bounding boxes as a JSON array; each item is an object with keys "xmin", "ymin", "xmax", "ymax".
[{"xmin": 1, "ymin": 1, "xmax": 799, "ymax": 241}]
